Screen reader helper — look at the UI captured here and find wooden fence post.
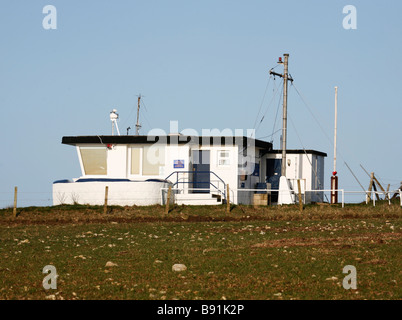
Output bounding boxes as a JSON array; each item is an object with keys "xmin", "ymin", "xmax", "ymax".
[
  {"xmin": 226, "ymin": 184, "xmax": 230, "ymax": 213},
  {"xmin": 13, "ymin": 186, "xmax": 18, "ymax": 217},
  {"xmin": 104, "ymin": 186, "xmax": 109, "ymax": 214},
  {"xmin": 297, "ymin": 180, "xmax": 303, "ymax": 212},
  {"xmin": 373, "ymin": 175, "xmax": 388, "ymax": 201},
  {"xmin": 165, "ymin": 185, "xmax": 172, "ymax": 214}
]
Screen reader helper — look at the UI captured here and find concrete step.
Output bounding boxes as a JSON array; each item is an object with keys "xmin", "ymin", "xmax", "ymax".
[{"xmin": 176, "ymin": 193, "xmax": 223, "ymax": 205}]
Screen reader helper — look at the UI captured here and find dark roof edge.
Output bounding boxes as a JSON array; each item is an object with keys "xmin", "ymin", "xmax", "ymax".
[
  {"xmin": 268, "ymin": 149, "xmax": 327, "ymax": 157},
  {"xmin": 62, "ymin": 135, "xmax": 273, "ymax": 150}
]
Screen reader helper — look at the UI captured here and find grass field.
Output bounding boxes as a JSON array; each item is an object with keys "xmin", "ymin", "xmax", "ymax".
[{"xmin": 0, "ymin": 202, "xmax": 401, "ymax": 300}]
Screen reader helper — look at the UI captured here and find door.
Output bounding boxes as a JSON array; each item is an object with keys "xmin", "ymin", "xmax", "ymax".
[
  {"xmin": 192, "ymin": 150, "xmax": 210, "ymax": 193},
  {"xmin": 266, "ymin": 159, "xmax": 282, "ymax": 202}
]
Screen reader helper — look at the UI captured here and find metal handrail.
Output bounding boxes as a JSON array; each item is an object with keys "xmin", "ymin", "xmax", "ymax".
[
  {"xmin": 165, "ymin": 171, "xmax": 226, "ymax": 186},
  {"xmin": 165, "ymin": 171, "xmax": 227, "ymax": 200}
]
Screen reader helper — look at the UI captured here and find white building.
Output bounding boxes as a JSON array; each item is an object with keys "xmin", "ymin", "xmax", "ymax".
[
  {"xmin": 263, "ymin": 150, "xmax": 327, "ymax": 203},
  {"xmin": 53, "ymin": 134, "xmax": 326, "ymax": 206}
]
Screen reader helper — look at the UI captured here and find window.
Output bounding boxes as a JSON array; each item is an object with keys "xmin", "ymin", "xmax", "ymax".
[
  {"xmin": 130, "ymin": 147, "xmax": 141, "ymax": 175},
  {"xmin": 142, "ymin": 145, "xmax": 165, "ymax": 175},
  {"xmin": 218, "ymin": 150, "xmax": 230, "ymax": 166},
  {"xmin": 80, "ymin": 147, "xmax": 107, "ymax": 175}
]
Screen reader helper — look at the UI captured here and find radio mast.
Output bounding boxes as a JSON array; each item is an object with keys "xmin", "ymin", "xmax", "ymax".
[
  {"xmin": 269, "ymin": 54, "xmax": 294, "ymax": 205},
  {"xmin": 269, "ymin": 53, "xmax": 293, "ymax": 176},
  {"xmin": 136, "ymin": 94, "xmax": 142, "ymax": 135}
]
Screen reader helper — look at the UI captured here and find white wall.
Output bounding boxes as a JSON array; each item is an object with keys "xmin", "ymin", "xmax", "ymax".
[
  {"xmin": 164, "ymin": 144, "xmax": 191, "ymax": 187},
  {"xmin": 107, "ymin": 145, "xmax": 127, "ymax": 178},
  {"xmin": 53, "ymin": 181, "xmax": 172, "ymax": 206}
]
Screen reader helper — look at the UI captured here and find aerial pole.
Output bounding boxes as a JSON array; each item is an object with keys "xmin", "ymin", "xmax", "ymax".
[
  {"xmin": 136, "ymin": 94, "xmax": 142, "ymax": 135},
  {"xmin": 331, "ymin": 86, "xmax": 338, "ymax": 204},
  {"xmin": 281, "ymin": 54, "xmax": 289, "ymax": 176},
  {"xmin": 269, "ymin": 53, "xmax": 293, "ymax": 176},
  {"xmin": 269, "ymin": 54, "xmax": 294, "ymax": 205}
]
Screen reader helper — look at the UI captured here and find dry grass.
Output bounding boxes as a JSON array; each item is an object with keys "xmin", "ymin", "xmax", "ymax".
[{"xmin": 0, "ymin": 202, "xmax": 400, "ymax": 300}]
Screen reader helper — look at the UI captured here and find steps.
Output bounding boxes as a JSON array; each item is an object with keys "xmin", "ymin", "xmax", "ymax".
[{"xmin": 175, "ymin": 193, "xmax": 223, "ymax": 205}]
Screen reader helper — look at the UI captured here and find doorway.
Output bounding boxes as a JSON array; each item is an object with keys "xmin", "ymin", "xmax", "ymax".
[
  {"xmin": 192, "ymin": 150, "xmax": 210, "ymax": 193},
  {"xmin": 266, "ymin": 158, "xmax": 282, "ymax": 202}
]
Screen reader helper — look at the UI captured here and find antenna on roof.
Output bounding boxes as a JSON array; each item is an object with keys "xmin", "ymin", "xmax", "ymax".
[
  {"xmin": 136, "ymin": 94, "xmax": 142, "ymax": 135},
  {"xmin": 110, "ymin": 109, "xmax": 120, "ymax": 136}
]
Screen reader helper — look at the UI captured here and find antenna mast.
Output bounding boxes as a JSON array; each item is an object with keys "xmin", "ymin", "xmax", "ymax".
[
  {"xmin": 334, "ymin": 86, "xmax": 338, "ymax": 174},
  {"xmin": 331, "ymin": 86, "xmax": 339, "ymax": 204},
  {"xmin": 269, "ymin": 54, "xmax": 295, "ymax": 205},
  {"xmin": 136, "ymin": 94, "xmax": 142, "ymax": 135},
  {"xmin": 269, "ymin": 53, "xmax": 293, "ymax": 176}
]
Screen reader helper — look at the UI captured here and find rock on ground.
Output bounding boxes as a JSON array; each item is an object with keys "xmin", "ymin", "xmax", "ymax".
[
  {"xmin": 172, "ymin": 264, "xmax": 187, "ymax": 272},
  {"xmin": 105, "ymin": 261, "xmax": 118, "ymax": 267}
]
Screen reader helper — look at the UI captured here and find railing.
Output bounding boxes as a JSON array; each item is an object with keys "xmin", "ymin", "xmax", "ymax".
[
  {"xmin": 236, "ymin": 188, "xmax": 400, "ymax": 207},
  {"xmin": 354, "ymin": 189, "xmax": 401, "ymax": 207},
  {"xmin": 2, "ymin": 186, "xmax": 400, "ymax": 209},
  {"xmin": 237, "ymin": 188, "xmax": 313, "ymax": 206},
  {"xmin": 308, "ymin": 189, "xmax": 345, "ymax": 208},
  {"xmin": 161, "ymin": 186, "xmax": 402, "ymax": 207},
  {"xmin": 300, "ymin": 189, "xmax": 402, "ymax": 207},
  {"xmin": 236, "ymin": 188, "xmax": 393, "ymax": 208},
  {"xmin": 164, "ymin": 171, "xmax": 227, "ymax": 200}
]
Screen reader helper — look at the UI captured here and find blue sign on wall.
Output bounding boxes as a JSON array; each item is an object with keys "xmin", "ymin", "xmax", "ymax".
[
  {"xmin": 252, "ymin": 163, "xmax": 260, "ymax": 176},
  {"xmin": 174, "ymin": 160, "xmax": 185, "ymax": 168}
]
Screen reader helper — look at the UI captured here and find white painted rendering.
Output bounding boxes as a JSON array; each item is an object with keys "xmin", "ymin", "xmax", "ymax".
[
  {"xmin": 53, "ymin": 181, "xmax": 171, "ymax": 206},
  {"xmin": 175, "ymin": 193, "xmax": 222, "ymax": 205},
  {"xmin": 107, "ymin": 145, "xmax": 127, "ymax": 178}
]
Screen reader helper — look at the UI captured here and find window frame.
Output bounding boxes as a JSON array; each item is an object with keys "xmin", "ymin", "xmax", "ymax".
[
  {"xmin": 217, "ymin": 149, "xmax": 231, "ymax": 167},
  {"xmin": 78, "ymin": 146, "xmax": 108, "ymax": 176}
]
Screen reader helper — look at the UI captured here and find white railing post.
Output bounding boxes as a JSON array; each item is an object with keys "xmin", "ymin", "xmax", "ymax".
[
  {"xmin": 372, "ymin": 190, "xmax": 375, "ymax": 207},
  {"xmin": 342, "ymin": 189, "xmax": 344, "ymax": 208},
  {"xmin": 399, "ymin": 190, "xmax": 402, "ymax": 207}
]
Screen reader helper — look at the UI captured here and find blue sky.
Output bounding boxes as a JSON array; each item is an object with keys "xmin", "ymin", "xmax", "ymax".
[{"xmin": 1, "ymin": 0, "xmax": 401, "ymax": 206}]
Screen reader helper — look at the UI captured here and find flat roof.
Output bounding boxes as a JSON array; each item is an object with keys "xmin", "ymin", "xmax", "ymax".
[
  {"xmin": 62, "ymin": 135, "xmax": 273, "ymax": 150},
  {"xmin": 268, "ymin": 149, "xmax": 327, "ymax": 157}
]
